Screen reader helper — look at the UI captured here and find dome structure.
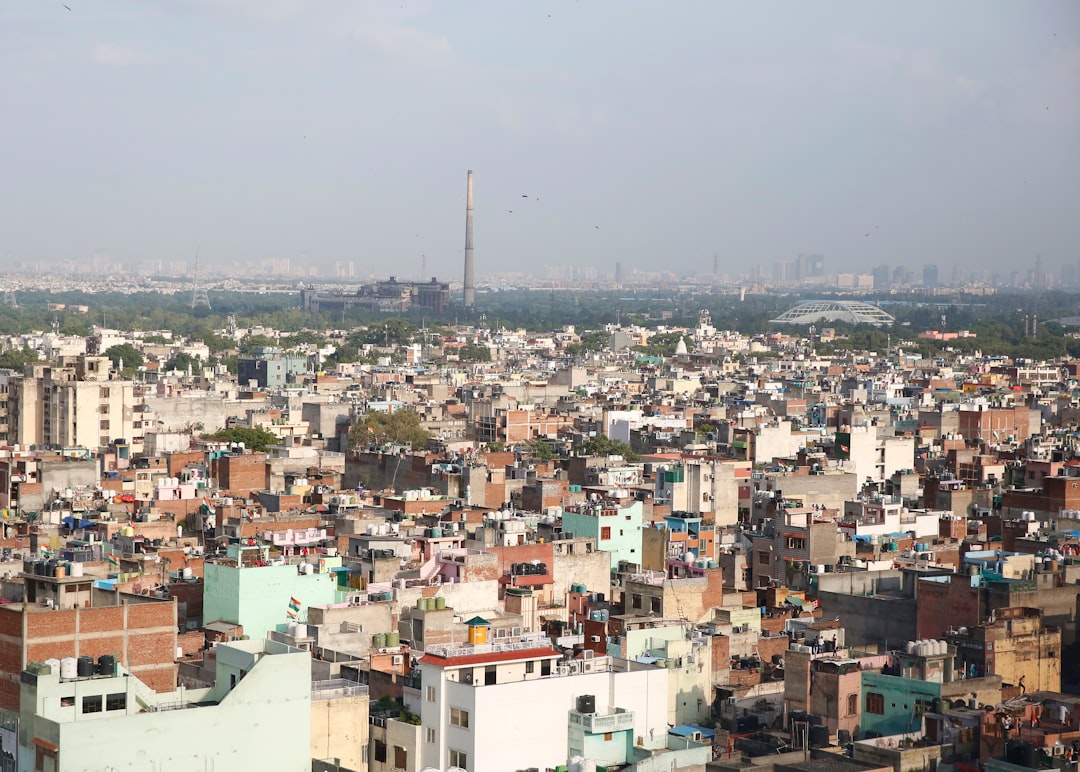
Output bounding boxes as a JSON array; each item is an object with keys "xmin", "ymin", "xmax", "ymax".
[{"xmin": 770, "ymin": 299, "xmax": 895, "ymax": 327}]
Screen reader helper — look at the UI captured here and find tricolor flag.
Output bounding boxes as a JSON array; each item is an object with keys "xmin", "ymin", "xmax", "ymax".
[
  {"xmin": 289, "ymin": 597, "xmax": 302, "ymax": 612},
  {"xmin": 107, "ymin": 553, "xmax": 120, "ymax": 567},
  {"xmin": 202, "ymin": 497, "xmax": 216, "ymax": 515},
  {"xmin": 41, "ymin": 548, "xmax": 53, "ymax": 558},
  {"xmin": 286, "ymin": 609, "xmax": 298, "ymax": 619}
]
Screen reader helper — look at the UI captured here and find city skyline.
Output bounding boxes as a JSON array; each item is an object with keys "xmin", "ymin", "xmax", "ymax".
[{"xmin": 1, "ymin": 1, "xmax": 1077, "ymax": 279}]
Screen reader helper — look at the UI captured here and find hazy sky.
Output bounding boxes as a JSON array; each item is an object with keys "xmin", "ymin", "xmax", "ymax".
[{"xmin": 1, "ymin": 1, "xmax": 1077, "ymax": 280}]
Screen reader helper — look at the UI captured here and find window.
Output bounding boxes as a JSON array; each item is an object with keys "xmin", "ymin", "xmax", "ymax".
[
  {"xmin": 525, "ymin": 660, "xmax": 535, "ymax": 674},
  {"xmin": 450, "ymin": 707, "xmax": 470, "ymax": 728},
  {"xmin": 60, "ymin": 695, "xmax": 74, "ymax": 708},
  {"xmin": 759, "ymin": 551, "xmax": 771, "ymax": 565},
  {"xmin": 866, "ymin": 692, "xmax": 885, "ymax": 715},
  {"xmin": 484, "ymin": 665, "xmax": 497, "ymax": 685},
  {"xmin": 106, "ymin": 692, "xmax": 126, "ymax": 711},
  {"xmin": 786, "ymin": 536, "xmax": 806, "ymax": 551},
  {"xmin": 541, "ymin": 659, "xmax": 552, "ymax": 676},
  {"xmin": 847, "ymin": 693, "xmax": 858, "ymax": 715},
  {"xmin": 450, "ymin": 750, "xmax": 468, "ymax": 768},
  {"xmin": 100, "ymin": 419, "xmax": 110, "ymax": 431},
  {"xmin": 600, "ymin": 526, "xmax": 611, "ymax": 541},
  {"xmin": 427, "ymin": 685, "xmax": 436, "ymax": 702},
  {"xmin": 99, "ymin": 387, "xmax": 110, "ymax": 398},
  {"xmin": 82, "ymin": 695, "xmax": 103, "ymax": 714},
  {"xmin": 426, "ymin": 727, "xmax": 436, "ymax": 744},
  {"xmin": 632, "ymin": 594, "xmax": 642, "ymax": 610},
  {"xmin": 373, "ymin": 740, "xmax": 387, "ymax": 763},
  {"xmin": 650, "ymin": 596, "xmax": 662, "ymax": 614},
  {"xmin": 394, "ymin": 746, "xmax": 407, "ymax": 769}
]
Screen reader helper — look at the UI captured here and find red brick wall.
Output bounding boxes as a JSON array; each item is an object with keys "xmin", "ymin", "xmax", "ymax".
[
  {"xmin": 917, "ymin": 576, "xmax": 979, "ymax": 639},
  {"xmin": 0, "ymin": 600, "xmax": 178, "ymax": 711},
  {"xmin": 218, "ymin": 453, "xmax": 267, "ymax": 497}
]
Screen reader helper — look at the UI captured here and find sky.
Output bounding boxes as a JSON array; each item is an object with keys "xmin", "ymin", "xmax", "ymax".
[{"xmin": 1, "ymin": 0, "xmax": 1078, "ymax": 281}]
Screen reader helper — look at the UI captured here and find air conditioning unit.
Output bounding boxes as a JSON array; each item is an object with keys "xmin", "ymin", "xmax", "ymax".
[
  {"xmin": 392, "ymin": 655, "xmax": 403, "ymax": 665},
  {"xmin": 727, "ymin": 697, "xmax": 738, "ymax": 705},
  {"xmin": 557, "ymin": 666, "xmax": 570, "ymax": 676},
  {"xmin": 582, "ymin": 662, "xmax": 594, "ymax": 672}
]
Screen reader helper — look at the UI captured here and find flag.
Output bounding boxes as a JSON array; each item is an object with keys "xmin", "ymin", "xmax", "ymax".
[
  {"xmin": 202, "ymin": 497, "xmax": 216, "ymax": 515},
  {"xmin": 41, "ymin": 548, "xmax": 53, "ymax": 558},
  {"xmin": 289, "ymin": 597, "xmax": 301, "ymax": 612},
  {"xmin": 286, "ymin": 609, "xmax": 298, "ymax": 619},
  {"xmin": 107, "ymin": 553, "xmax": 120, "ymax": 567}
]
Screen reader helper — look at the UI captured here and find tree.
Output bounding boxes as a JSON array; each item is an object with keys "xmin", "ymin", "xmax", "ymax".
[
  {"xmin": 349, "ymin": 409, "xmax": 429, "ymax": 450},
  {"xmin": 104, "ymin": 343, "xmax": 143, "ymax": 376},
  {"xmin": 457, "ymin": 344, "xmax": 491, "ymax": 362},
  {"xmin": 580, "ymin": 435, "xmax": 639, "ymax": 461},
  {"xmin": 204, "ymin": 426, "xmax": 279, "ymax": 452},
  {"xmin": 164, "ymin": 351, "xmax": 200, "ymax": 373},
  {"xmin": 525, "ymin": 439, "xmax": 557, "ymax": 461},
  {"xmin": 0, "ymin": 347, "xmax": 39, "ymax": 370}
]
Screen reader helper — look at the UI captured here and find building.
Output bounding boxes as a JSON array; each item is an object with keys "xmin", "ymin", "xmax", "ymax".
[
  {"xmin": 7, "ymin": 358, "xmax": 135, "ymax": 450},
  {"xmin": 202, "ymin": 543, "xmax": 341, "ymax": 641},
  {"xmin": 414, "ymin": 619, "xmax": 669, "ymax": 772},
  {"xmin": 562, "ymin": 497, "xmax": 644, "ymax": 573},
  {"xmin": 237, "ymin": 348, "xmax": 309, "ymax": 389},
  {"xmin": 13, "ymin": 638, "xmax": 311, "ymax": 771},
  {"xmin": 0, "ymin": 573, "xmax": 177, "ymax": 712},
  {"xmin": 944, "ymin": 607, "xmax": 1061, "ymax": 693},
  {"xmin": 300, "ymin": 277, "xmax": 453, "ymax": 314}
]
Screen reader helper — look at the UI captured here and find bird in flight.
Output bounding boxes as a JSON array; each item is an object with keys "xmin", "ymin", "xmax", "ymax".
[{"xmin": 63, "ymin": 3, "xmax": 71, "ymax": 8}]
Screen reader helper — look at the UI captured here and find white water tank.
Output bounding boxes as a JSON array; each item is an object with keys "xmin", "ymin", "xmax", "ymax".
[
  {"xmin": 69, "ymin": 562, "xmax": 85, "ymax": 578},
  {"xmin": 294, "ymin": 624, "xmax": 308, "ymax": 638},
  {"xmin": 326, "ymin": 547, "xmax": 337, "ymax": 557},
  {"xmin": 44, "ymin": 658, "xmax": 61, "ymax": 675},
  {"xmin": 176, "ymin": 647, "xmax": 184, "ymax": 660},
  {"xmin": 287, "ymin": 622, "xmax": 299, "ymax": 637},
  {"xmin": 182, "ymin": 567, "xmax": 194, "ymax": 580},
  {"xmin": 303, "ymin": 563, "xmax": 314, "ymax": 575},
  {"xmin": 60, "ymin": 657, "xmax": 78, "ymax": 679},
  {"xmin": 905, "ymin": 641, "xmax": 916, "ymax": 654}
]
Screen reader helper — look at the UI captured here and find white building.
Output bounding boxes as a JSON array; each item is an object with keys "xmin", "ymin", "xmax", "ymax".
[
  {"xmin": 415, "ymin": 623, "xmax": 669, "ymax": 772},
  {"xmin": 15, "ymin": 638, "xmax": 311, "ymax": 772}
]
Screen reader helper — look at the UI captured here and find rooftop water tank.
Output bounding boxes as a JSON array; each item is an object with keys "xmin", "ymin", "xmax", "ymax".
[
  {"xmin": 60, "ymin": 657, "xmax": 78, "ymax": 679},
  {"xmin": 44, "ymin": 658, "xmax": 61, "ymax": 675}
]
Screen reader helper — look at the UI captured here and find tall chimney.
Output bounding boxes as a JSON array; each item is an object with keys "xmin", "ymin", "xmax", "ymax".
[{"xmin": 463, "ymin": 169, "xmax": 475, "ymax": 309}]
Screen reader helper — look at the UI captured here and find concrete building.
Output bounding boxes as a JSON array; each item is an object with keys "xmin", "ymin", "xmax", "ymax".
[
  {"xmin": 944, "ymin": 607, "xmax": 1061, "ymax": 692},
  {"xmin": 8, "ymin": 358, "xmax": 135, "ymax": 451},
  {"xmin": 202, "ymin": 543, "xmax": 341, "ymax": 641},
  {"xmin": 237, "ymin": 348, "xmax": 310, "ymax": 389},
  {"xmin": 562, "ymin": 496, "xmax": 644, "ymax": 573},
  {"xmin": 14, "ymin": 638, "xmax": 311, "ymax": 771},
  {"xmin": 414, "ymin": 622, "xmax": 669, "ymax": 772}
]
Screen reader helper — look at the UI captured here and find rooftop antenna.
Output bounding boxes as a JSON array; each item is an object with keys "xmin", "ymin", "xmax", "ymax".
[{"xmin": 191, "ymin": 249, "xmax": 211, "ymax": 309}]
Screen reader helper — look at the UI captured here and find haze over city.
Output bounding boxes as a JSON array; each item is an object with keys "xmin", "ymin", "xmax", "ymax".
[{"xmin": 1, "ymin": 0, "xmax": 1077, "ymax": 281}]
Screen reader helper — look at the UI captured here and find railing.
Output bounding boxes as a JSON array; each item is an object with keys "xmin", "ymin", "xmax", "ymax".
[
  {"xmin": 311, "ymin": 679, "xmax": 368, "ymax": 701},
  {"xmin": 427, "ymin": 632, "xmax": 551, "ymax": 659},
  {"xmin": 580, "ymin": 709, "xmax": 634, "ymax": 733}
]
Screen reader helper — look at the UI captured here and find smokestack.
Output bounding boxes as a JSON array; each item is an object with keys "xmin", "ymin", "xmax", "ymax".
[{"xmin": 463, "ymin": 169, "xmax": 475, "ymax": 309}]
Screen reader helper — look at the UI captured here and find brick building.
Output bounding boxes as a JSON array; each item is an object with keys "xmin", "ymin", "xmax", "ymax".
[
  {"xmin": 215, "ymin": 451, "xmax": 267, "ymax": 497},
  {"xmin": 0, "ymin": 596, "xmax": 177, "ymax": 710}
]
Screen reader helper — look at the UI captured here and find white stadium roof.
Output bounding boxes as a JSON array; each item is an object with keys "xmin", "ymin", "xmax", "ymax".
[{"xmin": 770, "ymin": 300, "xmax": 895, "ymax": 326}]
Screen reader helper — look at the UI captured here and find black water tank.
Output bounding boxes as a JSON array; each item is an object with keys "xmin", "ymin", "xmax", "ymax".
[
  {"xmin": 577, "ymin": 694, "xmax": 596, "ymax": 714},
  {"xmin": 76, "ymin": 656, "xmax": 95, "ymax": 678},
  {"xmin": 837, "ymin": 729, "xmax": 852, "ymax": 745},
  {"xmin": 810, "ymin": 725, "xmax": 831, "ymax": 747},
  {"xmin": 97, "ymin": 654, "xmax": 116, "ymax": 676}
]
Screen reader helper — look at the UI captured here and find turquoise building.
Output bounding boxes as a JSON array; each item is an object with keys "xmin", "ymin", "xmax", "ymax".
[
  {"xmin": 203, "ymin": 544, "xmax": 342, "ymax": 640},
  {"xmin": 561, "ymin": 498, "xmax": 644, "ymax": 573}
]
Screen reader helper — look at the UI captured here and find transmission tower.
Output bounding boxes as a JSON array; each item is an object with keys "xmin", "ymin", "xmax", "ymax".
[{"xmin": 190, "ymin": 250, "xmax": 211, "ymax": 309}]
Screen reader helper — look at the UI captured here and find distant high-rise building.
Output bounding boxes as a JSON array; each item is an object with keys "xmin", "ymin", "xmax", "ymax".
[
  {"xmin": 1062, "ymin": 263, "xmax": 1078, "ymax": 288},
  {"xmin": 872, "ymin": 265, "xmax": 891, "ymax": 289},
  {"xmin": 615, "ymin": 261, "xmax": 623, "ymax": 284},
  {"xmin": 923, "ymin": 264, "xmax": 939, "ymax": 288},
  {"xmin": 802, "ymin": 253, "xmax": 825, "ymax": 278}
]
